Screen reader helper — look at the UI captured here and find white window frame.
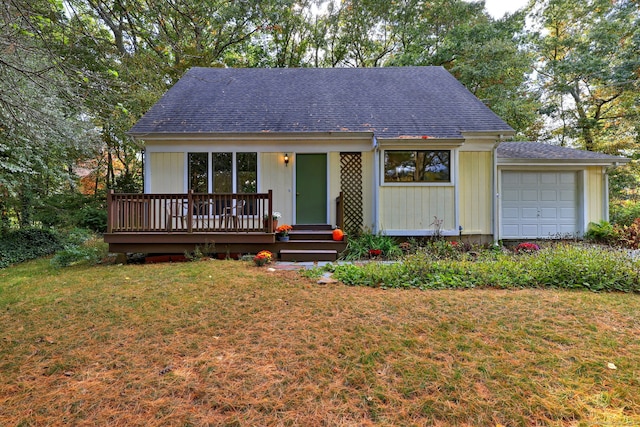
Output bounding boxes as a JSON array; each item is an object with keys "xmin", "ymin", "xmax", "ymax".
[{"xmin": 381, "ymin": 148, "xmax": 456, "ymax": 187}]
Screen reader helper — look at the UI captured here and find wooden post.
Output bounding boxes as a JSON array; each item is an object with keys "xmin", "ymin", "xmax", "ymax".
[
  {"xmin": 268, "ymin": 189, "xmax": 273, "ymax": 233},
  {"xmin": 187, "ymin": 190, "xmax": 194, "ymax": 233},
  {"xmin": 107, "ymin": 190, "xmax": 114, "ymax": 233}
]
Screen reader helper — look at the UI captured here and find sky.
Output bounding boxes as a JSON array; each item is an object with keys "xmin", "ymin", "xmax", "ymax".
[{"xmin": 481, "ymin": 0, "xmax": 530, "ymax": 18}]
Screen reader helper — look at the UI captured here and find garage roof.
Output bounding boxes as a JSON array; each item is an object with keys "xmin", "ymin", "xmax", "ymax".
[{"xmin": 497, "ymin": 142, "xmax": 629, "ymax": 165}]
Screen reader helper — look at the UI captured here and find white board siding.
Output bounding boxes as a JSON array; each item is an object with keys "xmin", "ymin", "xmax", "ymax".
[
  {"xmin": 149, "ymin": 152, "xmax": 184, "ymax": 193},
  {"xmin": 458, "ymin": 151, "xmax": 492, "ymax": 234},
  {"xmin": 379, "ymin": 186, "xmax": 455, "ymax": 233},
  {"xmin": 501, "ymin": 171, "xmax": 579, "ymax": 239},
  {"xmin": 586, "ymin": 166, "xmax": 605, "ymax": 225}
]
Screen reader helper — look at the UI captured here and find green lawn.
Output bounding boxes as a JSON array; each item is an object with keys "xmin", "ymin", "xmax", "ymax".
[{"xmin": 1, "ymin": 258, "xmax": 639, "ymax": 426}]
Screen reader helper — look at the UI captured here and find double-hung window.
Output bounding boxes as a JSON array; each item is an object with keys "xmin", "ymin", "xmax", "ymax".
[{"xmin": 188, "ymin": 152, "xmax": 257, "ymax": 193}]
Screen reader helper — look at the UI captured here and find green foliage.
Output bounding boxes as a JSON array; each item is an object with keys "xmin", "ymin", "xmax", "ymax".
[
  {"xmin": 33, "ymin": 193, "xmax": 107, "ymax": 232},
  {"xmin": 530, "ymin": 0, "xmax": 640, "ymax": 150},
  {"xmin": 76, "ymin": 205, "xmax": 107, "ymax": 233},
  {"xmin": 0, "ymin": 228, "xmax": 63, "ymax": 268},
  {"xmin": 419, "ymin": 240, "xmax": 465, "ymax": 261},
  {"xmin": 617, "ymin": 218, "xmax": 640, "ymax": 250},
  {"xmin": 527, "ymin": 244, "xmax": 639, "ymax": 292},
  {"xmin": 341, "ymin": 230, "xmax": 403, "ymax": 261},
  {"xmin": 330, "ymin": 244, "xmax": 640, "ymax": 293},
  {"xmin": 50, "ymin": 245, "xmax": 101, "ymax": 268},
  {"xmin": 184, "ymin": 242, "xmax": 216, "ymax": 261},
  {"xmin": 584, "ymin": 220, "xmax": 617, "ymax": 244},
  {"xmin": 610, "ymin": 199, "xmax": 640, "ymax": 227},
  {"xmin": 50, "ymin": 230, "xmax": 109, "ymax": 268}
]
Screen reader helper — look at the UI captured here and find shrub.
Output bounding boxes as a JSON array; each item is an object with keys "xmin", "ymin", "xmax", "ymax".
[
  {"xmin": 341, "ymin": 230, "xmax": 402, "ymax": 260},
  {"xmin": 610, "ymin": 199, "xmax": 640, "ymax": 227},
  {"xmin": 617, "ymin": 218, "xmax": 640, "ymax": 249},
  {"xmin": 50, "ymin": 246, "xmax": 99, "ymax": 268},
  {"xmin": 50, "ymin": 233, "xmax": 109, "ymax": 268},
  {"xmin": 0, "ymin": 228, "xmax": 63, "ymax": 268},
  {"xmin": 421, "ymin": 239, "xmax": 465, "ymax": 261},
  {"xmin": 514, "ymin": 242, "xmax": 540, "ymax": 253},
  {"xmin": 33, "ymin": 193, "xmax": 107, "ymax": 232},
  {"xmin": 528, "ymin": 244, "xmax": 640, "ymax": 292},
  {"xmin": 584, "ymin": 220, "xmax": 618, "ymax": 244},
  {"xmin": 77, "ymin": 205, "xmax": 108, "ymax": 232},
  {"xmin": 328, "ymin": 244, "xmax": 640, "ymax": 293}
]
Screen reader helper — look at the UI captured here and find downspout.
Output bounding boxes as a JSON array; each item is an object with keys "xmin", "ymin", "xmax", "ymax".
[
  {"xmin": 372, "ymin": 136, "xmax": 379, "ymax": 234},
  {"xmin": 604, "ymin": 165, "xmax": 615, "ymax": 222},
  {"xmin": 492, "ymin": 139, "xmax": 501, "ymax": 244},
  {"xmin": 141, "ymin": 146, "xmax": 146, "ymax": 194},
  {"xmin": 143, "ymin": 144, "xmax": 151, "ymax": 194}
]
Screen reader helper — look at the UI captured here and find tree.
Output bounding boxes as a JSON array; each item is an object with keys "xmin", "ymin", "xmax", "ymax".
[
  {"xmin": 386, "ymin": 0, "xmax": 541, "ymax": 138},
  {"xmin": 530, "ymin": 0, "xmax": 640, "ymax": 151},
  {"xmin": 0, "ymin": 0, "xmax": 98, "ymax": 225}
]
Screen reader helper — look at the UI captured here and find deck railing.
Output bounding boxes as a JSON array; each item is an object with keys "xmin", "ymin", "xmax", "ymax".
[{"xmin": 107, "ymin": 190, "xmax": 274, "ymax": 233}]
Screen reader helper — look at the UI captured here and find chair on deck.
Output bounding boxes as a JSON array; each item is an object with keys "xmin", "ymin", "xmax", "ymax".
[
  {"xmin": 166, "ymin": 200, "xmax": 188, "ymax": 231},
  {"xmin": 219, "ymin": 200, "xmax": 245, "ymax": 230}
]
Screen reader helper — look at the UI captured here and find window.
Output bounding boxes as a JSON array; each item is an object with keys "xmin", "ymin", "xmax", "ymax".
[
  {"xmin": 188, "ymin": 152, "xmax": 258, "ymax": 193},
  {"xmin": 188, "ymin": 153, "xmax": 208, "ymax": 192},
  {"xmin": 384, "ymin": 150, "xmax": 450, "ymax": 183},
  {"xmin": 237, "ymin": 153, "xmax": 257, "ymax": 193},
  {"xmin": 213, "ymin": 153, "xmax": 232, "ymax": 193}
]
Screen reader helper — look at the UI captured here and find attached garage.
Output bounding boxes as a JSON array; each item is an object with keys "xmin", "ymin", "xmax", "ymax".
[
  {"xmin": 496, "ymin": 142, "xmax": 629, "ymax": 241},
  {"xmin": 501, "ymin": 171, "xmax": 580, "ymax": 239}
]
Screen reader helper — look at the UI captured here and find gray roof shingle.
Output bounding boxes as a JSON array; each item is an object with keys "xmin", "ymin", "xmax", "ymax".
[
  {"xmin": 129, "ymin": 67, "xmax": 513, "ymax": 139},
  {"xmin": 497, "ymin": 142, "xmax": 629, "ymax": 163}
]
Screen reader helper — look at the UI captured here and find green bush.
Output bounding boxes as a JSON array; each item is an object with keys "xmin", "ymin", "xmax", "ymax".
[
  {"xmin": 419, "ymin": 239, "xmax": 465, "ymax": 261},
  {"xmin": 584, "ymin": 220, "xmax": 617, "ymax": 244},
  {"xmin": 329, "ymin": 244, "xmax": 640, "ymax": 293},
  {"xmin": 610, "ymin": 199, "xmax": 640, "ymax": 227},
  {"xmin": 50, "ymin": 245, "xmax": 103, "ymax": 268},
  {"xmin": 33, "ymin": 193, "xmax": 107, "ymax": 232},
  {"xmin": 528, "ymin": 244, "xmax": 640, "ymax": 292},
  {"xmin": 617, "ymin": 218, "xmax": 640, "ymax": 249},
  {"xmin": 0, "ymin": 228, "xmax": 63, "ymax": 268},
  {"xmin": 341, "ymin": 230, "xmax": 403, "ymax": 260},
  {"xmin": 50, "ymin": 232, "xmax": 109, "ymax": 268},
  {"xmin": 77, "ymin": 205, "xmax": 108, "ymax": 232}
]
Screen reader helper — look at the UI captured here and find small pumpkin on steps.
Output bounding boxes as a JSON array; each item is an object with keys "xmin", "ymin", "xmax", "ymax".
[{"xmin": 332, "ymin": 228, "xmax": 344, "ymax": 241}]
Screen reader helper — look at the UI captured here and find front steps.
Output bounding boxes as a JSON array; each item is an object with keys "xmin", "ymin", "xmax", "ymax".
[
  {"xmin": 277, "ymin": 225, "xmax": 346, "ymax": 262},
  {"xmin": 280, "ymin": 249, "xmax": 337, "ymax": 262}
]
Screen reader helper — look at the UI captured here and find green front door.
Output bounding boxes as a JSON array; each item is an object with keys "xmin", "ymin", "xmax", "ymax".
[{"xmin": 296, "ymin": 153, "xmax": 327, "ymax": 224}]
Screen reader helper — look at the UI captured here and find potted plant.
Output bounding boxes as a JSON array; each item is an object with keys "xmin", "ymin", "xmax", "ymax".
[
  {"xmin": 276, "ymin": 224, "xmax": 292, "ymax": 241},
  {"xmin": 263, "ymin": 211, "xmax": 281, "ymax": 230}
]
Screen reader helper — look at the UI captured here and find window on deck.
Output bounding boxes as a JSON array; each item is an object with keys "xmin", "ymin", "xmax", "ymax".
[
  {"xmin": 237, "ymin": 153, "xmax": 257, "ymax": 193},
  {"xmin": 188, "ymin": 153, "xmax": 208, "ymax": 192},
  {"xmin": 188, "ymin": 152, "xmax": 258, "ymax": 193},
  {"xmin": 213, "ymin": 153, "xmax": 232, "ymax": 193}
]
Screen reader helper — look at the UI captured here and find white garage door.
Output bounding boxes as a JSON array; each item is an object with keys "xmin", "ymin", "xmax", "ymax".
[{"xmin": 501, "ymin": 171, "xmax": 579, "ymax": 239}]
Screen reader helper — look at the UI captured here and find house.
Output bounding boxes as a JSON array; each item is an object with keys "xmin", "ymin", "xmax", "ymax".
[{"xmin": 105, "ymin": 66, "xmax": 628, "ymax": 258}]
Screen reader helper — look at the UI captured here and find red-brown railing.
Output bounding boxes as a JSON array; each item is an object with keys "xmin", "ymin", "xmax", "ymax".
[{"xmin": 107, "ymin": 190, "xmax": 274, "ymax": 233}]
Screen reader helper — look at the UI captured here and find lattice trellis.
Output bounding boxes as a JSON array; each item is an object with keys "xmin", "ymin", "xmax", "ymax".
[{"xmin": 340, "ymin": 152, "xmax": 363, "ymax": 235}]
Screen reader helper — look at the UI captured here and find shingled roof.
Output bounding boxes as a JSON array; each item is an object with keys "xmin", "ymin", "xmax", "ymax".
[
  {"xmin": 497, "ymin": 142, "xmax": 629, "ymax": 164},
  {"xmin": 129, "ymin": 66, "xmax": 514, "ymax": 139}
]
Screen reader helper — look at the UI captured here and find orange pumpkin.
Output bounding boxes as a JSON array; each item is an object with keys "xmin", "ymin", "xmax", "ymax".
[{"xmin": 332, "ymin": 228, "xmax": 344, "ymax": 241}]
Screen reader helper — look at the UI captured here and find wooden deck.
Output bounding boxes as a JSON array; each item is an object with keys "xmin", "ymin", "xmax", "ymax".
[{"xmin": 105, "ymin": 191, "xmax": 347, "ymax": 260}]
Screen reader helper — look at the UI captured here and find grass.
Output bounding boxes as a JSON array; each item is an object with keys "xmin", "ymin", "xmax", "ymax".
[{"xmin": 1, "ymin": 259, "xmax": 640, "ymax": 426}]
